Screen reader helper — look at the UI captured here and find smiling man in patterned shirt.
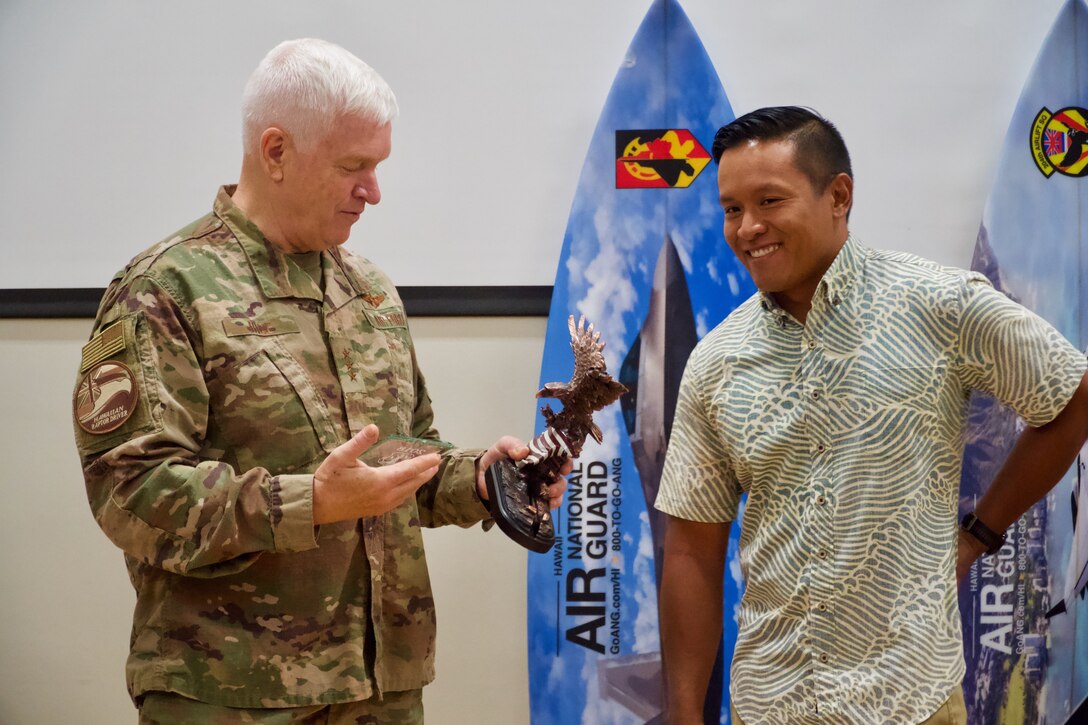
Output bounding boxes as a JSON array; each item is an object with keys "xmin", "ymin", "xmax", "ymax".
[{"xmin": 656, "ymin": 106, "xmax": 1088, "ymax": 725}]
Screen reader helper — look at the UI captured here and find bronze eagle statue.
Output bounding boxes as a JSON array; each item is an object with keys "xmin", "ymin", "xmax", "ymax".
[
  {"xmin": 534, "ymin": 315, "xmax": 628, "ymax": 453},
  {"xmin": 484, "ymin": 315, "xmax": 627, "ymax": 552},
  {"xmin": 517, "ymin": 316, "xmax": 628, "ymax": 502}
]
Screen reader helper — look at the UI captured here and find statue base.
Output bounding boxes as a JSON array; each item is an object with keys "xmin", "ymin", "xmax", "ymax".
[{"xmin": 485, "ymin": 459, "xmax": 555, "ymax": 553}]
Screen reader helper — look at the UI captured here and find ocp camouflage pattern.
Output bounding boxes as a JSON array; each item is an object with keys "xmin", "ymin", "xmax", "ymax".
[{"xmin": 73, "ymin": 186, "xmax": 490, "ymax": 708}]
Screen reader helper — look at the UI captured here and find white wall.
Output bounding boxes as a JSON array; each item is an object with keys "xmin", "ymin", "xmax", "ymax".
[
  {"xmin": 0, "ymin": 316, "xmax": 545, "ymax": 724},
  {"xmin": 0, "ymin": 0, "xmax": 1067, "ymax": 289}
]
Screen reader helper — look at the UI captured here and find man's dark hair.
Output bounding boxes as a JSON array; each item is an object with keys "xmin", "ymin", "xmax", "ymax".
[{"xmin": 711, "ymin": 106, "xmax": 852, "ymax": 192}]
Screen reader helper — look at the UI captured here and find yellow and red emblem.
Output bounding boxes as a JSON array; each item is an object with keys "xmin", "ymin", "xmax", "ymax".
[
  {"xmin": 1031, "ymin": 106, "xmax": 1088, "ymax": 178},
  {"xmin": 615, "ymin": 129, "xmax": 710, "ymax": 188}
]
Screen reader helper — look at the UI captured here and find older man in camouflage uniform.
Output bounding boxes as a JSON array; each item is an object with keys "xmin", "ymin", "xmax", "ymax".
[{"xmin": 72, "ymin": 39, "xmax": 561, "ymax": 723}]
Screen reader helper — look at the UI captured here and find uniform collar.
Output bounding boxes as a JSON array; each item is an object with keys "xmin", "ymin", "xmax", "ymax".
[
  {"xmin": 214, "ymin": 185, "xmax": 379, "ymax": 310},
  {"xmin": 758, "ymin": 232, "xmax": 863, "ymax": 322},
  {"xmin": 324, "ymin": 247, "xmax": 377, "ymax": 313}
]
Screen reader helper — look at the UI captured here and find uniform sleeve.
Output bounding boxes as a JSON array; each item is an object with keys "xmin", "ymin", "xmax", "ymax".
[
  {"xmin": 73, "ymin": 276, "xmax": 318, "ymax": 578},
  {"xmin": 956, "ymin": 276, "xmax": 1087, "ymax": 427},
  {"xmin": 407, "ymin": 343, "xmax": 491, "ymax": 528},
  {"xmin": 655, "ymin": 343, "xmax": 742, "ymax": 522}
]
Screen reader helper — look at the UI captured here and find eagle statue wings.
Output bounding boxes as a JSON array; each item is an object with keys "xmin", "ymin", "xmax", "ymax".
[
  {"xmin": 483, "ymin": 315, "xmax": 627, "ymax": 553},
  {"xmin": 523, "ymin": 315, "xmax": 628, "ymax": 471}
]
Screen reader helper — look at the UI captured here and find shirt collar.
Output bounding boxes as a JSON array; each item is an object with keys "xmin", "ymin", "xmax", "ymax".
[
  {"xmin": 758, "ymin": 232, "xmax": 863, "ymax": 320},
  {"xmin": 324, "ymin": 246, "xmax": 376, "ymax": 313},
  {"xmin": 817, "ymin": 232, "xmax": 863, "ymax": 307},
  {"xmin": 213, "ymin": 185, "xmax": 321, "ymax": 302},
  {"xmin": 216, "ymin": 185, "xmax": 387, "ymax": 311},
  {"xmin": 213, "ymin": 185, "xmax": 395, "ymax": 314}
]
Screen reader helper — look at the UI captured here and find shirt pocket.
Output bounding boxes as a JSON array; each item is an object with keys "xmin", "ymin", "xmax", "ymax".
[
  {"xmin": 73, "ymin": 314, "xmax": 160, "ymax": 456},
  {"xmin": 205, "ymin": 340, "xmax": 337, "ymax": 473},
  {"xmin": 857, "ymin": 363, "xmax": 946, "ymax": 413},
  {"xmin": 826, "ymin": 359, "xmax": 948, "ymax": 437},
  {"xmin": 328, "ymin": 307, "xmax": 416, "ymax": 436}
]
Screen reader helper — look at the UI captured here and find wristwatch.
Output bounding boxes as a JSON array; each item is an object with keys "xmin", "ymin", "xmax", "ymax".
[{"xmin": 960, "ymin": 512, "xmax": 1007, "ymax": 556}]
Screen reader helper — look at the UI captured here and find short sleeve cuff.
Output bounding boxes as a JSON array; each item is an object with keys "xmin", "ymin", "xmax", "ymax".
[
  {"xmin": 959, "ymin": 281, "xmax": 1087, "ymax": 426},
  {"xmin": 1026, "ymin": 355, "xmax": 1087, "ymax": 428},
  {"xmin": 655, "ymin": 476, "xmax": 740, "ymax": 523},
  {"xmin": 269, "ymin": 474, "xmax": 319, "ymax": 552}
]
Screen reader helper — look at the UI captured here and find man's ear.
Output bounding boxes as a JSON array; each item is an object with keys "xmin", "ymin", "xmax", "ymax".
[
  {"xmin": 828, "ymin": 172, "xmax": 853, "ymax": 219},
  {"xmin": 259, "ymin": 127, "xmax": 289, "ymax": 182}
]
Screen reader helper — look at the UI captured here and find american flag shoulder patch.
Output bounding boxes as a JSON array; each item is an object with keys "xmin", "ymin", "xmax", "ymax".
[{"xmin": 80, "ymin": 320, "xmax": 126, "ymax": 373}]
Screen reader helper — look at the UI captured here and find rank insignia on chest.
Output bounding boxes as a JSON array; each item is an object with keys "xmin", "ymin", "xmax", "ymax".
[
  {"xmin": 80, "ymin": 320, "xmax": 126, "ymax": 373},
  {"xmin": 339, "ymin": 347, "xmax": 359, "ymax": 383}
]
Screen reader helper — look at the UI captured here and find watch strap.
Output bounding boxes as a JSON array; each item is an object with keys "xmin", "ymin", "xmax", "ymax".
[{"xmin": 960, "ymin": 512, "xmax": 1007, "ymax": 556}]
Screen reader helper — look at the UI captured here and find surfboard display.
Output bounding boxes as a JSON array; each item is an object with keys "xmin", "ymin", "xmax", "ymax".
[
  {"xmin": 960, "ymin": 1, "xmax": 1088, "ymax": 722},
  {"xmin": 525, "ymin": 1, "xmax": 752, "ymax": 722}
]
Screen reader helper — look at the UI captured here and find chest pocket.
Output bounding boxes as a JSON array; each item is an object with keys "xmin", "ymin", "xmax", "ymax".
[
  {"xmin": 853, "ymin": 363, "xmax": 946, "ymax": 416},
  {"xmin": 328, "ymin": 305, "xmax": 415, "ymax": 437},
  {"xmin": 205, "ymin": 340, "xmax": 338, "ymax": 473}
]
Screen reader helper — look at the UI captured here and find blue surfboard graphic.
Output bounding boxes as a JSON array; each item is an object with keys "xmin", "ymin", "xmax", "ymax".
[
  {"xmin": 960, "ymin": 1, "xmax": 1088, "ymax": 723},
  {"xmin": 526, "ymin": 1, "xmax": 752, "ymax": 723}
]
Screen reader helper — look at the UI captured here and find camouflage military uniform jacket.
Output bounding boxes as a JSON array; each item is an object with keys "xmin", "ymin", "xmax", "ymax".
[{"xmin": 73, "ymin": 186, "xmax": 490, "ymax": 708}]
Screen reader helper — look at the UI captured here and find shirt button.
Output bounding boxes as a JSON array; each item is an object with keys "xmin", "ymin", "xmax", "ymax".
[
  {"xmin": 817, "ymin": 602, "xmax": 828, "ymax": 612},
  {"xmin": 807, "ymin": 340, "xmax": 817, "ymax": 350},
  {"xmin": 811, "ymin": 391, "xmax": 821, "ymax": 400},
  {"xmin": 816, "ymin": 549, "xmax": 828, "ymax": 560},
  {"xmin": 815, "ymin": 495, "xmax": 827, "ymax": 506},
  {"xmin": 816, "ymin": 444, "xmax": 826, "ymax": 453},
  {"xmin": 818, "ymin": 653, "xmax": 829, "ymax": 664}
]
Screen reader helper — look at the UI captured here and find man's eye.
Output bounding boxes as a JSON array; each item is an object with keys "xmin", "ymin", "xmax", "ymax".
[{"xmin": 723, "ymin": 206, "xmax": 740, "ymax": 216}]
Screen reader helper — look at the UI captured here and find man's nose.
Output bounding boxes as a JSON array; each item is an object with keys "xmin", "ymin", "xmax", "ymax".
[
  {"xmin": 738, "ymin": 212, "xmax": 765, "ymax": 240},
  {"xmin": 354, "ymin": 175, "xmax": 380, "ymax": 205}
]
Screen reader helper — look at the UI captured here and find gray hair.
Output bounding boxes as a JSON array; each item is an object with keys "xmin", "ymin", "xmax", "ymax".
[{"xmin": 241, "ymin": 38, "xmax": 399, "ymax": 152}]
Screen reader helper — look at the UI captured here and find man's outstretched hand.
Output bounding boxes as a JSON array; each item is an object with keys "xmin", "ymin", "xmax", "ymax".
[{"xmin": 313, "ymin": 424, "xmax": 441, "ymax": 525}]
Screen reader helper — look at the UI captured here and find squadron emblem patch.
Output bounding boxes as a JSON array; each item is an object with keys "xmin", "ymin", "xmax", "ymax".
[
  {"xmin": 615, "ymin": 129, "xmax": 710, "ymax": 188},
  {"xmin": 75, "ymin": 361, "xmax": 139, "ymax": 434},
  {"xmin": 1031, "ymin": 106, "xmax": 1088, "ymax": 178}
]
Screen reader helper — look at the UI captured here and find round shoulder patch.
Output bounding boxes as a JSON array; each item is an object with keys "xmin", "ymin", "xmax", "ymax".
[{"xmin": 75, "ymin": 361, "xmax": 139, "ymax": 435}]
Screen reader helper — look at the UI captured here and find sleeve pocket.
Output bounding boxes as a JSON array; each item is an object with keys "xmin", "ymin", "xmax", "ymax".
[{"xmin": 73, "ymin": 314, "xmax": 159, "ymax": 455}]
